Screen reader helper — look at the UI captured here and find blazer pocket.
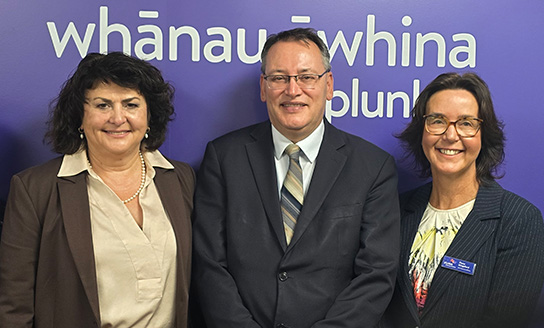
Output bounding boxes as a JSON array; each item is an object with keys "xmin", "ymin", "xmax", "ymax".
[{"xmin": 320, "ymin": 203, "xmax": 364, "ymax": 220}]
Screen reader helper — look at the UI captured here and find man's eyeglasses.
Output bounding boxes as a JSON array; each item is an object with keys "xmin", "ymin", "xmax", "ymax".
[
  {"xmin": 423, "ymin": 114, "xmax": 483, "ymax": 137},
  {"xmin": 263, "ymin": 69, "xmax": 330, "ymax": 90}
]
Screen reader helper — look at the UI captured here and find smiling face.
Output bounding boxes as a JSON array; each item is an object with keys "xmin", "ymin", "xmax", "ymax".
[
  {"xmin": 260, "ymin": 40, "xmax": 333, "ymax": 142},
  {"xmin": 81, "ymin": 82, "xmax": 148, "ymax": 160},
  {"xmin": 422, "ymin": 89, "xmax": 481, "ymax": 181}
]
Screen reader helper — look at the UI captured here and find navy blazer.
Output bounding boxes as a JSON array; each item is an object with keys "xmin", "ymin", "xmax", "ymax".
[
  {"xmin": 0, "ymin": 156, "xmax": 195, "ymax": 328},
  {"xmin": 192, "ymin": 120, "xmax": 400, "ymax": 328},
  {"xmin": 380, "ymin": 181, "xmax": 544, "ymax": 328}
]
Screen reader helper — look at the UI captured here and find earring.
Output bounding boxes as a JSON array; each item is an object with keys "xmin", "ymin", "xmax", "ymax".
[
  {"xmin": 78, "ymin": 128, "xmax": 84, "ymax": 139},
  {"xmin": 145, "ymin": 127, "xmax": 150, "ymax": 139}
]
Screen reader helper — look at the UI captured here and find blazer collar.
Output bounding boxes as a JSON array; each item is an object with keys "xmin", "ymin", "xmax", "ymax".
[
  {"xmin": 154, "ymin": 166, "xmax": 192, "ymax": 324},
  {"xmin": 422, "ymin": 181, "xmax": 503, "ymax": 317},
  {"xmin": 288, "ymin": 120, "xmax": 347, "ymax": 249},
  {"xmin": 246, "ymin": 120, "xmax": 347, "ymax": 251},
  {"xmin": 398, "ymin": 181, "xmax": 504, "ymax": 320},
  {"xmin": 397, "ymin": 183, "xmax": 432, "ymax": 322},
  {"xmin": 403, "ymin": 180, "xmax": 503, "ymax": 216},
  {"xmin": 247, "ymin": 122, "xmax": 287, "ymax": 249},
  {"xmin": 58, "ymin": 172, "xmax": 101, "ymax": 324}
]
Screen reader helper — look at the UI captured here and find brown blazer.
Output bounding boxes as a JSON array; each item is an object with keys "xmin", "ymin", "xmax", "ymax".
[{"xmin": 0, "ymin": 156, "xmax": 195, "ymax": 328}]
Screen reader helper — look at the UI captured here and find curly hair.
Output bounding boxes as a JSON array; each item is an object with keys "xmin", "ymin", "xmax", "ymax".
[
  {"xmin": 45, "ymin": 52, "xmax": 175, "ymax": 154},
  {"xmin": 397, "ymin": 72, "xmax": 505, "ymax": 185},
  {"xmin": 260, "ymin": 28, "xmax": 331, "ymax": 74}
]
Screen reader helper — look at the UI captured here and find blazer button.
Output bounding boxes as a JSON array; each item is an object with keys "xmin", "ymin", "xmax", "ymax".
[
  {"xmin": 279, "ymin": 271, "xmax": 288, "ymax": 281},
  {"xmin": 277, "ymin": 324, "xmax": 288, "ymax": 328}
]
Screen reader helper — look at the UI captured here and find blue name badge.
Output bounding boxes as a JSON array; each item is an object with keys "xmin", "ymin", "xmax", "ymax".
[{"xmin": 441, "ymin": 256, "xmax": 476, "ymax": 275}]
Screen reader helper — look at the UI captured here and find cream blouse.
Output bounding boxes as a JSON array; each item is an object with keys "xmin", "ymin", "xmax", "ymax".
[{"xmin": 58, "ymin": 149, "xmax": 177, "ymax": 328}]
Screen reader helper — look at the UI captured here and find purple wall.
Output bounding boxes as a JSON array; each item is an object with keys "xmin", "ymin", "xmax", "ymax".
[{"xmin": 2, "ymin": 1, "xmax": 542, "ymax": 209}]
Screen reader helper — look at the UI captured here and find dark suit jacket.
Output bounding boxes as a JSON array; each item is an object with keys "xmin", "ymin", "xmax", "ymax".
[
  {"xmin": 0, "ymin": 156, "xmax": 195, "ymax": 328},
  {"xmin": 380, "ymin": 181, "xmax": 544, "ymax": 328},
  {"xmin": 192, "ymin": 120, "xmax": 400, "ymax": 328}
]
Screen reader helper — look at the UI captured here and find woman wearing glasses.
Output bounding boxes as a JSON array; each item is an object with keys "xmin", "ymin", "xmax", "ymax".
[{"xmin": 379, "ymin": 72, "xmax": 544, "ymax": 328}]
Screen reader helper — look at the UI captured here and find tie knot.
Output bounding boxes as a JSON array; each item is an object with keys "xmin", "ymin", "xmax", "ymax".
[{"xmin": 285, "ymin": 144, "xmax": 301, "ymax": 159}]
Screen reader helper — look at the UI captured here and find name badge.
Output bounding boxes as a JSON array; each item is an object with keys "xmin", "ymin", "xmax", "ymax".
[{"xmin": 441, "ymin": 256, "xmax": 476, "ymax": 275}]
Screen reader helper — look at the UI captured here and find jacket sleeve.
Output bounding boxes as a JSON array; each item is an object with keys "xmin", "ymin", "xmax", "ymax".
[
  {"xmin": 191, "ymin": 142, "xmax": 262, "ymax": 328},
  {"xmin": 0, "ymin": 175, "xmax": 41, "ymax": 327},
  {"xmin": 313, "ymin": 154, "xmax": 401, "ymax": 328},
  {"xmin": 474, "ymin": 195, "xmax": 544, "ymax": 328}
]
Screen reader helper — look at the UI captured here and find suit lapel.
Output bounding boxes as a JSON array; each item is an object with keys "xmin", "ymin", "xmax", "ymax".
[
  {"xmin": 154, "ymin": 167, "xmax": 191, "ymax": 247},
  {"xmin": 288, "ymin": 122, "xmax": 347, "ymax": 248},
  {"xmin": 420, "ymin": 182, "xmax": 502, "ymax": 318},
  {"xmin": 398, "ymin": 184, "xmax": 432, "ymax": 324},
  {"xmin": 58, "ymin": 173, "xmax": 101, "ymax": 324},
  {"xmin": 246, "ymin": 123, "xmax": 286, "ymax": 250},
  {"xmin": 154, "ymin": 166, "xmax": 192, "ymax": 323},
  {"xmin": 154, "ymin": 166, "xmax": 191, "ymax": 263}
]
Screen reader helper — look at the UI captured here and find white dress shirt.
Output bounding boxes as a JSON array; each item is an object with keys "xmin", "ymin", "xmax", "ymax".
[{"xmin": 272, "ymin": 120, "xmax": 325, "ymax": 198}]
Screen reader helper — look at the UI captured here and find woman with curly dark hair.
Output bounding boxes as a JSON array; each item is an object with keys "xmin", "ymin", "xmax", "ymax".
[
  {"xmin": 380, "ymin": 72, "xmax": 544, "ymax": 328},
  {"xmin": 0, "ymin": 52, "xmax": 194, "ymax": 328}
]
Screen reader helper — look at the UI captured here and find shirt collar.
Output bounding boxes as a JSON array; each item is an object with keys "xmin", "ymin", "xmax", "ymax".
[
  {"xmin": 58, "ymin": 148, "xmax": 174, "ymax": 178},
  {"xmin": 272, "ymin": 119, "xmax": 324, "ymax": 163}
]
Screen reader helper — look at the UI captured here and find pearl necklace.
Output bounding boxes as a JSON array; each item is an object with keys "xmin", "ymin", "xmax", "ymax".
[{"xmin": 88, "ymin": 151, "xmax": 146, "ymax": 204}]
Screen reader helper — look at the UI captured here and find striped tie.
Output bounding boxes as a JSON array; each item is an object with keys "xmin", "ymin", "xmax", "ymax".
[{"xmin": 281, "ymin": 144, "xmax": 303, "ymax": 245}]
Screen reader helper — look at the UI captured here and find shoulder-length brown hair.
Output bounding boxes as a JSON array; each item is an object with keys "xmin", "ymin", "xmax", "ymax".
[{"xmin": 397, "ymin": 72, "xmax": 505, "ymax": 185}]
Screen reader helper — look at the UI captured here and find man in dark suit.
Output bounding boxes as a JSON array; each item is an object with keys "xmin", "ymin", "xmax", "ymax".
[{"xmin": 192, "ymin": 28, "xmax": 400, "ymax": 328}]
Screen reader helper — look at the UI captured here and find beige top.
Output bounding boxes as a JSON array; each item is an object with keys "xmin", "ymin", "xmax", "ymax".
[{"xmin": 58, "ymin": 149, "xmax": 177, "ymax": 328}]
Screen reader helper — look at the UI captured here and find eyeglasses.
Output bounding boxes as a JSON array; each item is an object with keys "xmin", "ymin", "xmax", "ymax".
[
  {"xmin": 263, "ymin": 69, "xmax": 330, "ymax": 90},
  {"xmin": 423, "ymin": 114, "xmax": 483, "ymax": 137}
]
